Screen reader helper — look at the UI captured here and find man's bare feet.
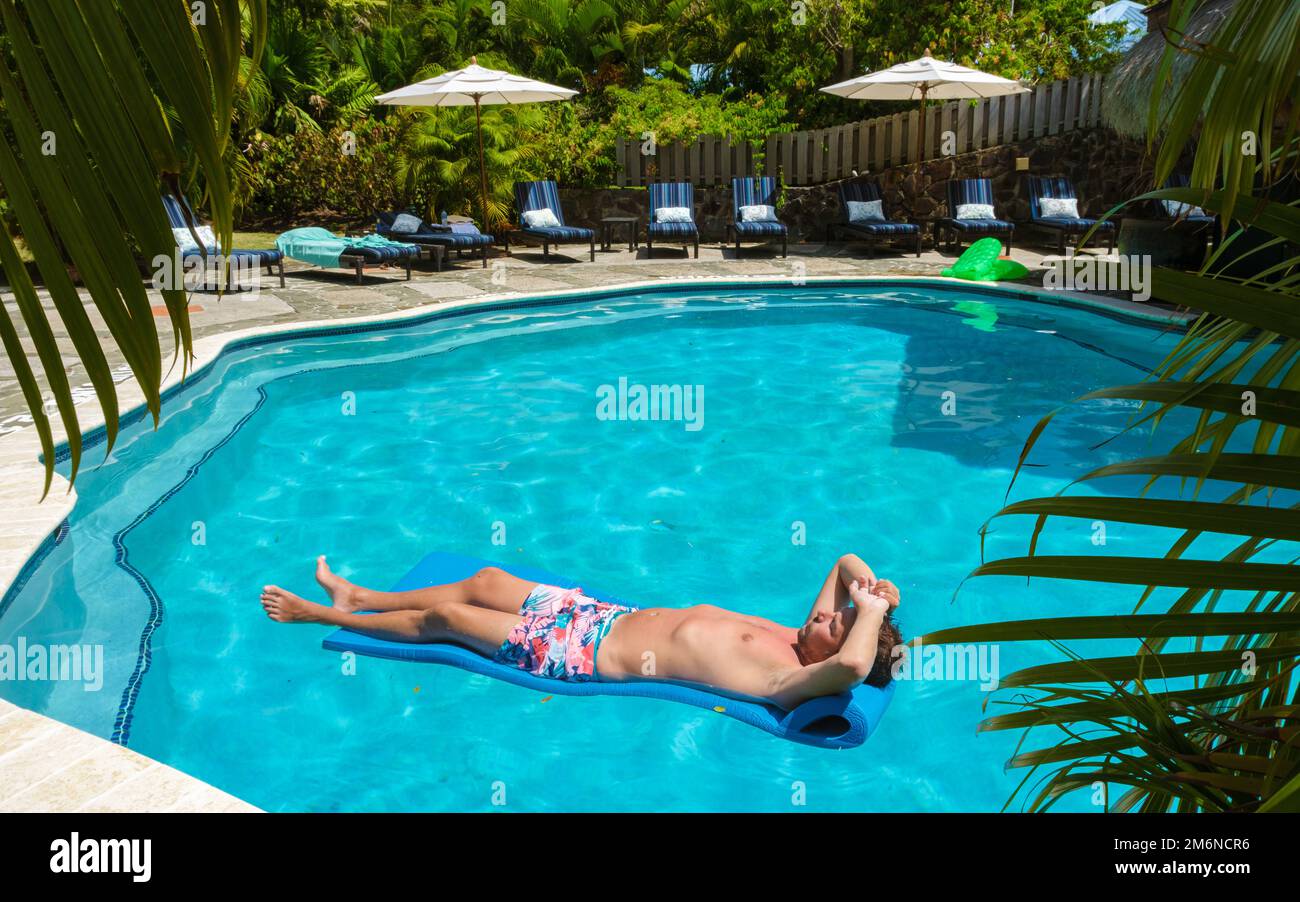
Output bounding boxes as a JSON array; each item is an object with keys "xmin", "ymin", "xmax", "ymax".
[
  {"xmin": 261, "ymin": 585, "xmax": 329, "ymax": 623},
  {"xmin": 315, "ymin": 555, "xmax": 365, "ymax": 612}
]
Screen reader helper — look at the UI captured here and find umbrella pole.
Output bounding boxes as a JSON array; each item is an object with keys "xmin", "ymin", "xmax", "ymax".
[
  {"xmin": 474, "ymin": 95, "xmax": 490, "ymax": 228},
  {"xmin": 916, "ymin": 83, "xmax": 929, "ymax": 169}
]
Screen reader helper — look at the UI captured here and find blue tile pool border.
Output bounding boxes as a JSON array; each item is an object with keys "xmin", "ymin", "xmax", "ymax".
[{"xmin": 109, "ymin": 385, "xmax": 271, "ymax": 745}]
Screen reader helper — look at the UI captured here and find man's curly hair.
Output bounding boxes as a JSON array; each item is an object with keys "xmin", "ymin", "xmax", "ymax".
[{"xmin": 865, "ymin": 613, "xmax": 902, "ymax": 688}]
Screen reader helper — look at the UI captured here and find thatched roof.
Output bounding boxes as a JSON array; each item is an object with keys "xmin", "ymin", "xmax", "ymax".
[{"xmin": 1101, "ymin": 0, "xmax": 1236, "ymax": 138}]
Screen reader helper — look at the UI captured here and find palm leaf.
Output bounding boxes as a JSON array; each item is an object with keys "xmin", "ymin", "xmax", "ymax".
[
  {"xmin": 920, "ymin": 613, "xmax": 1300, "ymax": 645},
  {"xmin": 0, "ymin": 0, "xmax": 266, "ymax": 494}
]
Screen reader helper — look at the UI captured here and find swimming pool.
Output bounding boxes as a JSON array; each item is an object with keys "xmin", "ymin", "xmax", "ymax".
[{"xmin": 1, "ymin": 281, "xmax": 1190, "ymax": 811}]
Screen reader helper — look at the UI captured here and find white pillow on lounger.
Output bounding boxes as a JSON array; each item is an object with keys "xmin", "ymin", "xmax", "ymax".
[
  {"xmin": 1162, "ymin": 199, "xmax": 1207, "ymax": 219},
  {"xmin": 522, "ymin": 208, "xmax": 562, "ymax": 229},
  {"xmin": 172, "ymin": 225, "xmax": 218, "ymax": 252},
  {"xmin": 955, "ymin": 202, "xmax": 996, "ymax": 220},
  {"xmin": 1038, "ymin": 197, "xmax": 1079, "ymax": 219},
  {"xmin": 847, "ymin": 200, "xmax": 885, "ymax": 223},
  {"xmin": 655, "ymin": 206, "xmax": 693, "ymax": 224},
  {"xmin": 739, "ymin": 204, "xmax": 777, "ymax": 222},
  {"xmin": 391, "ymin": 213, "xmax": 422, "ymax": 233}
]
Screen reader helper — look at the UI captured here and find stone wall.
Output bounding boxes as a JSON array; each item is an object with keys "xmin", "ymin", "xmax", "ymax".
[{"xmin": 558, "ymin": 127, "xmax": 1158, "ymax": 247}]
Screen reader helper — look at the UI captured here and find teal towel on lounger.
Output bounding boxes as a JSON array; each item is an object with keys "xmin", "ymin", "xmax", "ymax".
[{"xmin": 275, "ymin": 227, "xmax": 418, "ymax": 268}]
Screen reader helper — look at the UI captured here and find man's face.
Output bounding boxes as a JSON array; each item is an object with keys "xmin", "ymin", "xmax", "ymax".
[{"xmin": 797, "ymin": 606, "xmax": 859, "ymax": 663}]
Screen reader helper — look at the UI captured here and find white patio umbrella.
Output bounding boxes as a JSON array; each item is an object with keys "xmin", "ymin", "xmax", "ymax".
[
  {"xmin": 375, "ymin": 57, "xmax": 578, "ymax": 225},
  {"xmin": 820, "ymin": 50, "xmax": 1029, "ymax": 167}
]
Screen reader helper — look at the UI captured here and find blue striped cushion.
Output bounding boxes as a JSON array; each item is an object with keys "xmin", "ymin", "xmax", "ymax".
[
  {"xmin": 219, "ymin": 248, "xmax": 282, "ymax": 265},
  {"xmin": 649, "ymin": 182, "xmax": 696, "ymax": 224},
  {"xmin": 948, "ymin": 218, "xmax": 1015, "ymax": 232},
  {"xmin": 426, "ymin": 233, "xmax": 495, "ymax": 247},
  {"xmin": 520, "ymin": 225, "xmax": 594, "ymax": 241},
  {"xmin": 514, "ymin": 180, "xmax": 593, "ymax": 241},
  {"xmin": 408, "ymin": 231, "xmax": 495, "ymax": 247},
  {"xmin": 165, "ymin": 194, "xmax": 282, "ymax": 263},
  {"xmin": 1027, "ymin": 176, "xmax": 1088, "ymax": 221},
  {"xmin": 734, "ymin": 220, "xmax": 788, "ymax": 236},
  {"xmin": 1031, "ymin": 216, "xmax": 1115, "ymax": 232},
  {"xmin": 180, "ymin": 246, "xmax": 284, "ymax": 264},
  {"xmin": 648, "ymin": 221, "xmax": 699, "ymax": 237},
  {"xmin": 343, "ymin": 244, "xmax": 418, "ymax": 263},
  {"xmin": 376, "ymin": 227, "xmax": 495, "ymax": 248},
  {"xmin": 376, "ymin": 212, "xmax": 494, "ymax": 247},
  {"xmin": 514, "ymin": 180, "xmax": 567, "ymax": 226},
  {"xmin": 161, "ymin": 193, "xmax": 193, "ymax": 230},
  {"xmin": 946, "ymin": 179, "xmax": 998, "ymax": 215},
  {"xmin": 838, "ymin": 178, "xmax": 883, "ymax": 205},
  {"xmin": 837, "ymin": 178, "xmax": 914, "ymax": 233},
  {"xmin": 732, "ymin": 176, "xmax": 778, "ymax": 216},
  {"xmin": 842, "ymin": 221, "xmax": 919, "ymax": 236},
  {"xmin": 378, "ymin": 229, "xmax": 491, "ymax": 249}
]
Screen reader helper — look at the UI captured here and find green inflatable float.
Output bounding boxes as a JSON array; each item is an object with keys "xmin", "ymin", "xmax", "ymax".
[{"xmin": 940, "ymin": 236, "xmax": 1029, "ymax": 282}]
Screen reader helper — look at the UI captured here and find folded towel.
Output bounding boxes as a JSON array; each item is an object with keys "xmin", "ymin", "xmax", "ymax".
[{"xmin": 276, "ymin": 227, "xmax": 418, "ymax": 268}]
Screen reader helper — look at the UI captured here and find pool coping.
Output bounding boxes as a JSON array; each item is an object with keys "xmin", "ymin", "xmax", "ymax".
[
  {"xmin": 0, "ymin": 273, "xmax": 1189, "ymax": 811},
  {"xmin": 0, "ymin": 697, "xmax": 259, "ymax": 812}
]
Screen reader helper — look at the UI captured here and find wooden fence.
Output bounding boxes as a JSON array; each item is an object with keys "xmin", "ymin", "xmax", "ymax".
[{"xmin": 615, "ymin": 72, "xmax": 1105, "ymax": 187}]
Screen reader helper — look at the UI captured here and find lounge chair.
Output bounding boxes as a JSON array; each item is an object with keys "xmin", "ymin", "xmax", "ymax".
[
  {"xmin": 1161, "ymin": 174, "xmax": 1219, "ymax": 226},
  {"xmin": 1147, "ymin": 173, "xmax": 1223, "ymax": 258},
  {"xmin": 727, "ymin": 176, "xmax": 788, "ymax": 257},
  {"xmin": 162, "ymin": 193, "xmax": 285, "ymax": 287},
  {"xmin": 830, "ymin": 177, "xmax": 920, "ymax": 257},
  {"xmin": 1025, "ymin": 176, "xmax": 1116, "ymax": 255},
  {"xmin": 646, "ymin": 182, "xmax": 699, "ymax": 258},
  {"xmin": 509, "ymin": 180, "xmax": 595, "ymax": 261},
  {"xmin": 275, "ymin": 227, "xmax": 422, "ymax": 284},
  {"xmin": 375, "ymin": 210, "xmax": 494, "ymax": 269},
  {"xmin": 935, "ymin": 178, "xmax": 1015, "ymax": 252}
]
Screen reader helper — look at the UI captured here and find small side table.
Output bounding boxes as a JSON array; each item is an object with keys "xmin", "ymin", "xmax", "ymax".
[{"xmin": 600, "ymin": 216, "xmax": 639, "ymax": 252}]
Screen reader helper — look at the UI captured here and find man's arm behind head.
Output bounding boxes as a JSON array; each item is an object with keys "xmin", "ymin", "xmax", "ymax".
[{"xmin": 771, "ymin": 600, "xmax": 902, "ymax": 709}]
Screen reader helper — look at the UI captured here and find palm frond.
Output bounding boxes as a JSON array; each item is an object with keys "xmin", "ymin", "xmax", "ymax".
[
  {"xmin": 921, "ymin": 0, "xmax": 1300, "ymax": 811},
  {"xmin": 0, "ymin": 0, "xmax": 264, "ymax": 494}
]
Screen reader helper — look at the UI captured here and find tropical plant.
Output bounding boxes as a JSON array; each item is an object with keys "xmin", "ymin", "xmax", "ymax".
[
  {"xmin": 394, "ymin": 102, "xmax": 547, "ymax": 229},
  {"xmin": 243, "ymin": 118, "xmax": 409, "ymax": 222},
  {"xmin": 603, "ymin": 78, "xmax": 789, "ymax": 146},
  {"xmin": 520, "ymin": 78, "xmax": 789, "ymax": 189},
  {"xmin": 506, "ymin": 0, "xmax": 622, "ymax": 88},
  {"xmin": 0, "ymin": 0, "xmax": 266, "ymax": 495},
  {"xmin": 919, "ymin": 0, "xmax": 1300, "ymax": 812},
  {"xmin": 348, "ymin": 22, "xmax": 431, "ymax": 91},
  {"xmin": 255, "ymin": 10, "xmax": 330, "ymax": 131}
]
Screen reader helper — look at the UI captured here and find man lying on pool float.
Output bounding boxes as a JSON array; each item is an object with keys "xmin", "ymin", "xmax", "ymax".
[{"xmin": 262, "ymin": 553, "xmax": 902, "ymax": 709}]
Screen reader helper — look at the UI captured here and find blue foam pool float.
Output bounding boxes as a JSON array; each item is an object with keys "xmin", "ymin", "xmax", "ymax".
[{"xmin": 321, "ymin": 552, "xmax": 894, "ymax": 750}]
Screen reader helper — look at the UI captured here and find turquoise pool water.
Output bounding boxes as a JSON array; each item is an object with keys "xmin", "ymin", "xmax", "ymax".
[{"xmin": 1, "ymin": 283, "xmax": 1204, "ymax": 811}]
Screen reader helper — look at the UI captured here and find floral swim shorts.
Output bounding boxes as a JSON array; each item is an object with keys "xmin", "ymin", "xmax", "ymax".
[{"xmin": 492, "ymin": 583, "xmax": 637, "ymax": 682}]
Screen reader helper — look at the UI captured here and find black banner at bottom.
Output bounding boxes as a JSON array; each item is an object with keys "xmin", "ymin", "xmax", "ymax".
[{"xmin": 0, "ymin": 812, "xmax": 1285, "ymax": 888}]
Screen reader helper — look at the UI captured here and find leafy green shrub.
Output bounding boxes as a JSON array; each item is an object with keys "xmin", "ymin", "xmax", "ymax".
[
  {"xmin": 241, "ymin": 117, "xmax": 410, "ymax": 224},
  {"xmin": 524, "ymin": 78, "xmax": 791, "ymax": 188},
  {"xmin": 605, "ymin": 79, "xmax": 789, "ymax": 146},
  {"xmin": 521, "ymin": 104, "xmax": 621, "ymax": 190}
]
